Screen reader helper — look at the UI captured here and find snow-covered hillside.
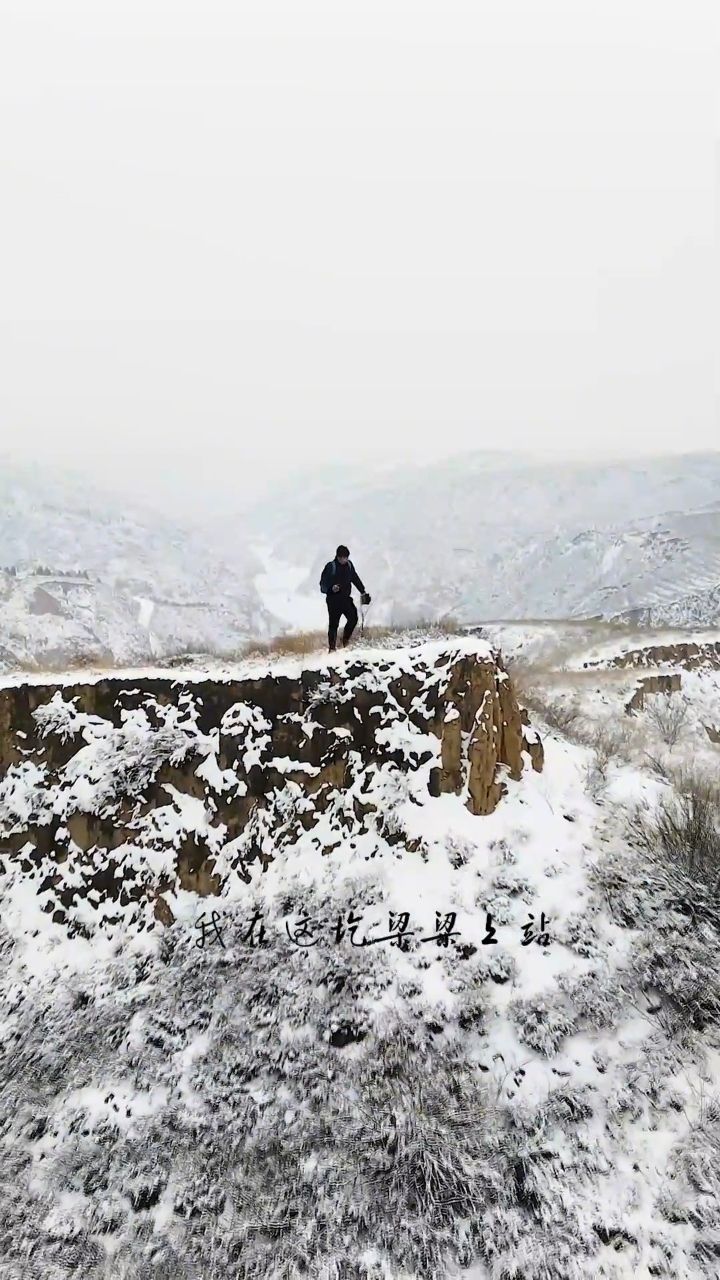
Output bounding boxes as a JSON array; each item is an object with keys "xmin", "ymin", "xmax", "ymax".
[
  {"xmin": 1, "ymin": 633, "xmax": 720, "ymax": 1277},
  {"xmin": 237, "ymin": 451, "xmax": 720, "ymax": 628},
  {"xmin": 0, "ymin": 462, "xmax": 273, "ymax": 671}
]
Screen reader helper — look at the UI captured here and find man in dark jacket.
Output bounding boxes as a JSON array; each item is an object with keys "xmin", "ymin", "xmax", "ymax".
[{"xmin": 319, "ymin": 545, "xmax": 369, "ymax": 651}]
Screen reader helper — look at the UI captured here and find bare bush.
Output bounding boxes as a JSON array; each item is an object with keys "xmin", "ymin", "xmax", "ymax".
[
  {"xmin": 239, "ymin": 629, "xmax": 329, "ymax": 658},
  {"xmin": 541, "ymin": 698, "xmax": 582, "ymax": 735},
  {"xmin": 645, "ymin": 695, "xmax": 689, "ymax": 748},
  {"xmin": 643, "ymin": 751, "xmax": 673, "ymax": 781},
  {"xmin": 584, "ymin": 722, "xmax": 629, "ymax": 792}
]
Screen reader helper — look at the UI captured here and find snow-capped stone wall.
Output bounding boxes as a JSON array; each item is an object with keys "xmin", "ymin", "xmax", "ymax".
[{"xmin": 0, "ymin": 643, "xmax": 542, "ymax": 935}]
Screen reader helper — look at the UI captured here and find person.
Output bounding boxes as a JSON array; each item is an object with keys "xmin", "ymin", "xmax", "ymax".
[{"xmin": 319, "ymin": 545, "xmax": 370, "ymax": 652}]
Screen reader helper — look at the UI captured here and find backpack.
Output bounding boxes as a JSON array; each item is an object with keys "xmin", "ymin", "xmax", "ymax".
[{"xmin": 320, "ymin": 559, "xmax": 354, "ymax": 593}]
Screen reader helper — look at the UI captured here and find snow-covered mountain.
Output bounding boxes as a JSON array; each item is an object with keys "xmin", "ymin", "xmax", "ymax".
[
  {"xmin": 237, "ymin": 451, "xmax": 720, "ymax": 628},
  {"xmin": 0, "ymin": 461, "xmax": 273, "ymax": 671},
  {"xmin": 4, "ymin": 451, "xmax": 720, "ymax": 671}
]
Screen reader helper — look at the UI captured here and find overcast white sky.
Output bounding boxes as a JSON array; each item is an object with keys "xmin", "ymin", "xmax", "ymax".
[{"xmin": 0, "ymin": 0, "xmax": 717, "ymax": 505}]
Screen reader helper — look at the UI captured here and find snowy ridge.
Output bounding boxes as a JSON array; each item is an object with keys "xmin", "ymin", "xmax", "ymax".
[{"xmin": 0, "ymin": 633, "xmax": 496, "ymax": 690}]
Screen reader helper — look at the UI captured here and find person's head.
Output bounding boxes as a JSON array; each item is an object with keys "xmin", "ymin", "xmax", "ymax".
[{"xmin": 336, "ymin": 544, "xmax": 350, "ymax": 564}]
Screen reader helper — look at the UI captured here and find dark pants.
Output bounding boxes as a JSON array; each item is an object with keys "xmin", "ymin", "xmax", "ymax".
[{"xmin": 327, "ymin": 594, "xmax": 358, "ymax": 650}]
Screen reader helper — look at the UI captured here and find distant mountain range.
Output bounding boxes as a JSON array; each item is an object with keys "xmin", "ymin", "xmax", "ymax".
[
  {"xmin": 1, "ymin": 451, "xmax": 719, "ymax": 670},
  {"xmin": 0, "ymin": 461, "xmax": 272, "ymax": 671},
  {"xmin": 237, "ymin": 451, "xmax": 720, "ymax": 627}
]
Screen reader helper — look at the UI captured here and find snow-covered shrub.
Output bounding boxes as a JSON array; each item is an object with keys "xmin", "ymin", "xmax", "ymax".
[
  {"xmin": 509, "ymin": 994, "xmax": 578, "ymax": 1056},
  {"xmin": 589, "ymin": 843, "xmax": 666, "ymax": 930},
  {"xmin": 0, "ymin": 898, "xmax": 514, "ymax": 1280},
  {"xmin": 477, "ymin": 1096, "xmax": 614, "ymax": 1280},
  {"xmin": 66, "ymin": 725, "xmax": 195, "ymax": 815},
  {"xmin": 490, "ymin": 867, "xmax": 534, "ymax": 901},
  {"xmin": 444, "ymin": 832, "xmax": 474, "ymax": 868},
  {"xmin": 554, "ymin": 909, "xmax": 605, "ymax": 959},
  {"xmin": 475, "ymin": 888, "xmax": 515, "ymax": 925},
  {"xmin": 0, "ymin": 760, "xmax": 51, "ymax": 832},
  {"xmin": 659, "ymin": 1107, "xmax": 720, "ymax": 1276},
  {"xmin": 557, "ymin": 965, "xmax": 626, "ymax": 1030},
  {"xmin": 594, "ymin": 810, "xmax": 720, "ymax": 1032},
  {"xmin": 632, "ymin": 919, "xmax": 720, "ymax": 1033}
]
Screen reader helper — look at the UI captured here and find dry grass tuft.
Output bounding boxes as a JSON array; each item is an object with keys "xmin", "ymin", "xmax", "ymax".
[{"xmin": 634, "ymin": 768, "xmax": 720, "ymax": 897}]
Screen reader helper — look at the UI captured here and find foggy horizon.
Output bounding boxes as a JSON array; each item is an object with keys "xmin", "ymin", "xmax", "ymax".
[
  {"xmin": 3, "ymin": 442, "xmax": 720, "ymax": 524},
  {"xmin": 1, "ymin": 0, "xmax": 718, "ymax": 502}
]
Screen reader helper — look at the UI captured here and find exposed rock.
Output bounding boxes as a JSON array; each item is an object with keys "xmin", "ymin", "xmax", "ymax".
[
  {"xmin": 439, "ymin": 706, "xmax": 463, "ymax": 794},
  {"xmin": 29, "ymin": 586, "xmax": 63, "ymax": 617},
  {"xmin": 467, "ymin": 690, "xmax": 503, "ymax": 815},
  {"xmin": 586, "ymin": 641, "xmax": 720, "ymax": 673},
  {"xmin": 153, "ymin": 894, "xmax": 175, "ymax": 926},
  {"xmin": 625, "ymin": 673, "xmax": 682, "ymax": 715},
  {"xmin": 0, "ymin": 643, "xmax": 542, "ymax": 932}
]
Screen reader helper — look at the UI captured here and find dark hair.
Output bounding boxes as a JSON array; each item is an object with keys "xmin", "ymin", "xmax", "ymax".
[{"xmin": 336, "ymin": 544, "xmax": 350, "ymax": 558}]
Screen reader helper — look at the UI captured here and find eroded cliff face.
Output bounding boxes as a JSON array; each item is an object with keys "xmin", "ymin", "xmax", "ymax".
[
  {"xmin": 585, "ymin": 641, "xmax": 720, "ymax": 672},
  {"xmin": 0, "ymin": 643, "xmax": 542, "ymax": 935},
  {"xmin": 624, "ymin": 673, "xmax": 683, "ymax": 715}
]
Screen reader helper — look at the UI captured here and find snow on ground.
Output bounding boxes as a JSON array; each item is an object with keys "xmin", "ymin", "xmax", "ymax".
[
  {"xmin": 252, "ymin": 544, "xmax": 321, "ymax": 633},
  {"xmin": 0, "ymin": 631, "xmax": 494, "ymax": 690},
  {"xmin": 492, "ymin": 619, "xmax": 720, "ymax": 786},
  {"xmin": 1, "ymin": 632, "xmax": 720, "ymax": 1277},
  {"xmin": 479, "ymin": 619, "xmax": 720, "ymax": 673},
  {"xmin": 565, "ymin": 628, "xmax": 720, "ymax": 672}
]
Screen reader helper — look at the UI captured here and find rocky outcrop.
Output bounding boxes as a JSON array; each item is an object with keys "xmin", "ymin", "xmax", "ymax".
[
  {"xmin": 624, "ymin": 673, "xmax": 682, "ymax": 715},
  {"xmin": 585, "ymin": 641, "xmax": 720, "ymax": 672},
  {"xmin": 0, "ymin": 643, "xmax": 542, "ymax": 934}
]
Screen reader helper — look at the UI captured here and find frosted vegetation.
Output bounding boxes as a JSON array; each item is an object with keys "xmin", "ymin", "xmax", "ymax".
[{"xmin": 1, "ymin": 622, "xmax": 720, "ymax": 1277}]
